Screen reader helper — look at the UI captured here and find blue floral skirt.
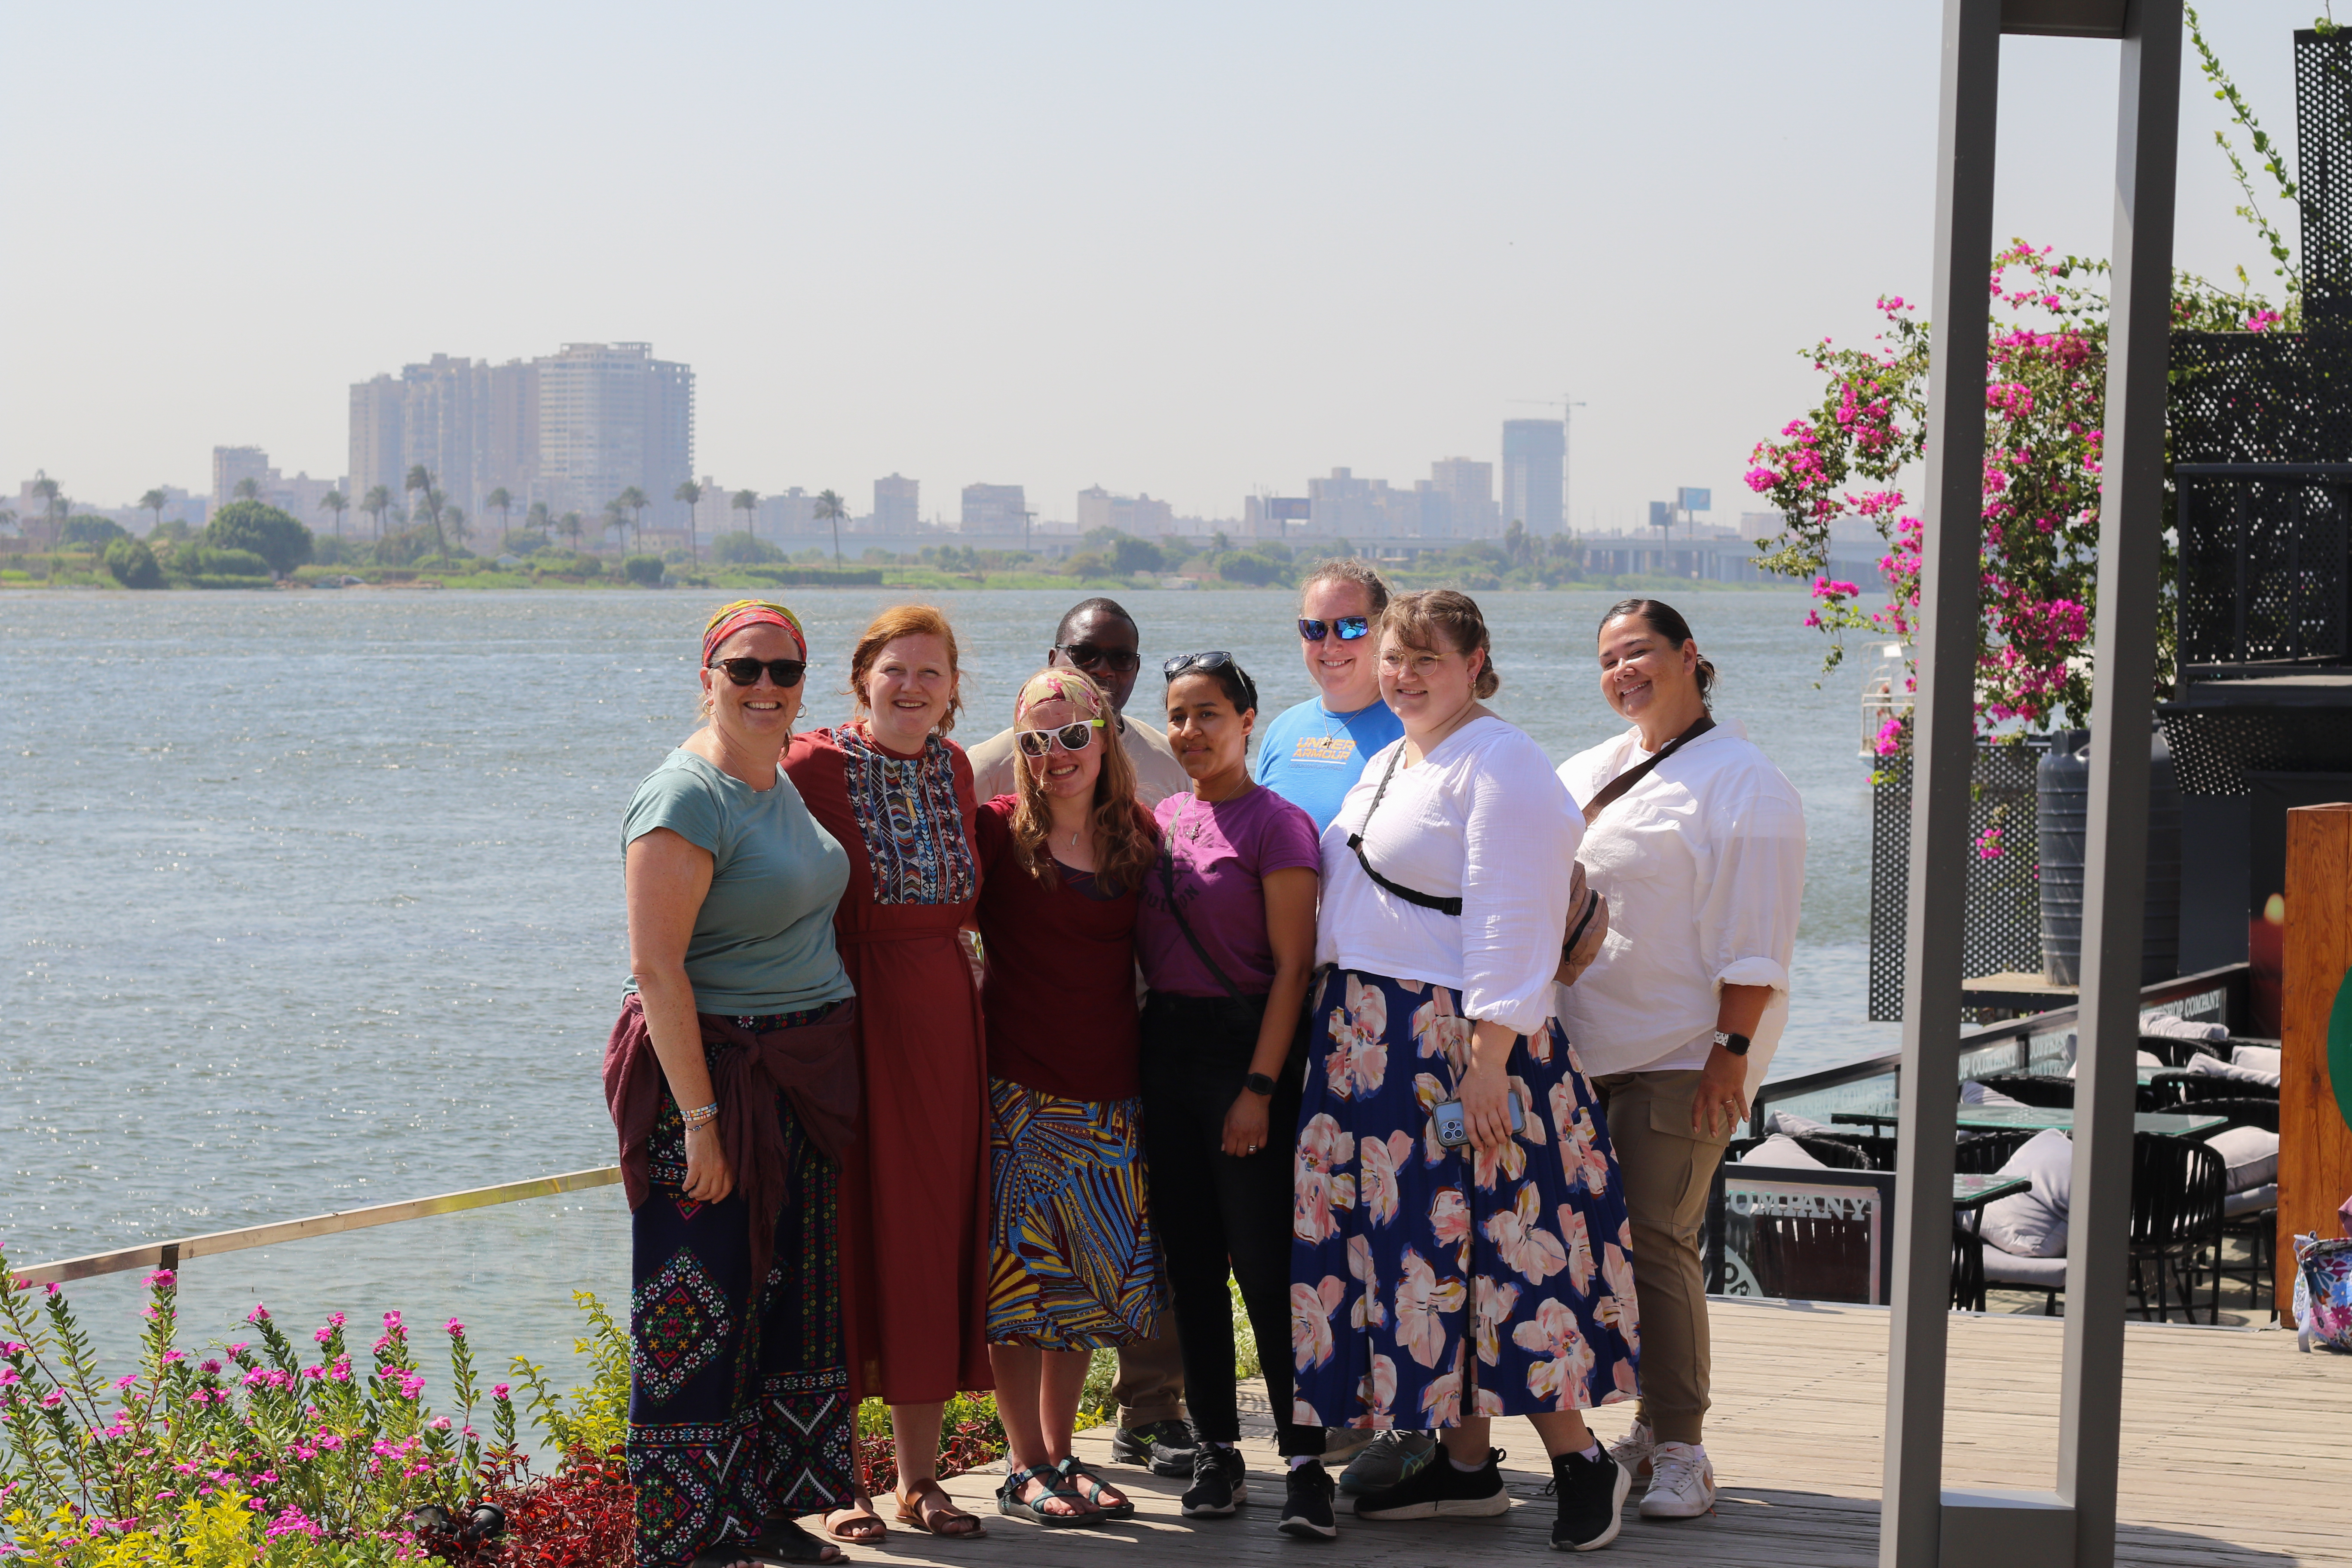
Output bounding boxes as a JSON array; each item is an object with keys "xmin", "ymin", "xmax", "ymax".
[{"xmin": 1289, "ymin": 969, "xmax": 1640, "ymax": 1428}]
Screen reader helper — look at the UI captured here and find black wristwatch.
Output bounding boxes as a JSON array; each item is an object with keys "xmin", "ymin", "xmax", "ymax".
[
  {"xmin": 1243, "ymin": 1072, "xmax": 1277, "ymax": 1096},
  {"xmin": 1713, "ymin": 1030, "xmax": 1752, "ymax": 1057}
]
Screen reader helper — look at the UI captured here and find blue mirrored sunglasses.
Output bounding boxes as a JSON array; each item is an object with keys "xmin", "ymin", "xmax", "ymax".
[{"xmin": 1298, "ymin": 616, "xmax": 1371, "ymax": 642}]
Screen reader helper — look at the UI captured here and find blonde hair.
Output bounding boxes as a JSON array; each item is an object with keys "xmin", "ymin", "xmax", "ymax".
[
  {"xmin": 1384, "ymin": 588, "xmax": 1500, "ymax": 699},
  {"xmin": 846, "ymin": 603, "xmax": 965, "ymax": 734},
  {"xmin": 1008, "ymin": 667, "xmax": 1156, "ymax": 895}
]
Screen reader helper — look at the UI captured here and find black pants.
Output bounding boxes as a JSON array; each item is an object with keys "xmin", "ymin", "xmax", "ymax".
[{"xmin": 1139, "ymin": 991, "xmax": 1325, "ymax": 1458}]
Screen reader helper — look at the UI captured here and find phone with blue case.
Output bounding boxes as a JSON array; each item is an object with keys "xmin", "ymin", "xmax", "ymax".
[{"xmin": 1433, "ymin": 1091, "xmax": 1523, "ymax": 1149}]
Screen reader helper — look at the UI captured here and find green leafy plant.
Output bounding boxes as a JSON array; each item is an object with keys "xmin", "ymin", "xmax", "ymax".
[{"xmin": 502, "ymin": 1294, "xmax": 628, "ymax": 1464}]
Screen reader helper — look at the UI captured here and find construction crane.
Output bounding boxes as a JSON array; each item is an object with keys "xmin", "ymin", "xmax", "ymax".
[{"xmin": 1508, "ymin": 394, "xmax": 1587, "ymax": 529}]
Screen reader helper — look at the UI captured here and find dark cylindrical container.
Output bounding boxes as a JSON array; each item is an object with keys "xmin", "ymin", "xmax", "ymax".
[{"xmin": 2037, "ymin": 726, "xmax": 2183, "ymax": 985}]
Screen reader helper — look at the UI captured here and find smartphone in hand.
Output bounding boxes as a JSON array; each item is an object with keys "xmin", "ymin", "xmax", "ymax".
[{"xmin": 1433, "ymin": 1091, "xmax": 1524, "ymax": 1149}]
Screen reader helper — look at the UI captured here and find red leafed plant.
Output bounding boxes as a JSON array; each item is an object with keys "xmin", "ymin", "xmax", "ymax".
[{"xmin": 470, "ymin": 1448, "xmax": 635, "ymax": 1568}]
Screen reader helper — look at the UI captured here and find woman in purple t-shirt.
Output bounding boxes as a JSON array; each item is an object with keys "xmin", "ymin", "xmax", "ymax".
[{"xmin": 1135, "ymin": 651, "xmax": 1334, "ymax": 1537}]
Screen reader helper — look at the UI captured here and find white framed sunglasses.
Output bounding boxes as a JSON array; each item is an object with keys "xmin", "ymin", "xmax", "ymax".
[{"xmin": 1015, "ymin": 719, "xmax": 1105, "ymax": 757}]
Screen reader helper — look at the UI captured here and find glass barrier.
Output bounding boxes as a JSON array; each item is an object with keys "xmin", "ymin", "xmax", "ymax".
[{"xmin": 18, "ymin": 1183, "xmax": 631, "ymax": 1403}]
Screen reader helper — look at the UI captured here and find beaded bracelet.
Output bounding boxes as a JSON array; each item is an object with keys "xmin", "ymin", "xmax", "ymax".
[{"xmin": 683, "ymin": 1102, "xmax": 720, "ymax": 1130}]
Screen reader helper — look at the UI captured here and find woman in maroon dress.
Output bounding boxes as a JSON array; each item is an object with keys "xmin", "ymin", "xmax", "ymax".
[{"xmin": 784, "ymin": 604, "xmax": 992, "ymax": 1543}]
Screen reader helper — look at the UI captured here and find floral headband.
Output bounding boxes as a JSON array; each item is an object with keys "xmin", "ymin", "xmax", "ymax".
[{"xmin": 701, "ymin": 600, "xmax": 806, "ymax": 665}]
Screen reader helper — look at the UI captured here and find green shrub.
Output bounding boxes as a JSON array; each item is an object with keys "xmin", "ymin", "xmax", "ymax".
[
  {"xmin": 169, "ymin": 545, "xmax": 271, "ymax": 579},
  {"xmin": 709, "ymin": 531, "xmax": 782, "ymax": 565},
  {"xmin": 202, "ymin": 502, "xmax": 312, "ymax": 576},
  {"xmin": 60, "ymin": 517, "xmax": 128, "ymax": 548},
  {"xmin": 103, "ymin": 539, "xmax": 163, "ymax": 589},
  {"xmin": 621, "ymin": 555, "xmax": 664, "ymax": 586}
]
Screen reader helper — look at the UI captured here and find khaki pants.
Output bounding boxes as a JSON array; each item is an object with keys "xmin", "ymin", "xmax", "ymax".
[
  {"xmin": 1595, "ymin": 1069, "xmax": 1733, "ymax": 1446},
  {"xmin": 1112, "ymin": 1317, "xmax": 1186, "ymax": 1429}
]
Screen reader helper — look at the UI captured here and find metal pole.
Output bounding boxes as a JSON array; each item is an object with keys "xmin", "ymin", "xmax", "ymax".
[
  {"xmin": 2060, "ymin": 9, "xmax": 2180, "ymax": 1568},
  {"xmin": 1881, "ymin": 3, "xmax": 2000, "ymax": 1564}
]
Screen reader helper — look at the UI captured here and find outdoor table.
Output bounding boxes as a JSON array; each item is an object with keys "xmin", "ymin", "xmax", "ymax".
[
  {"xmin": 1952, "ymin": 1173, "xmax": 2029, "ymax": 1211},
  {"xmin": 1831, "ymin": 1107, "xmax": 2226, "ymax": 1136}
]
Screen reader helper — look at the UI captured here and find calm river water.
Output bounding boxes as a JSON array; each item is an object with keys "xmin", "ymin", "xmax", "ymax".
[{"xmin": 1, "ymin": 585, "xmax": 1893, "ymax": 1376}]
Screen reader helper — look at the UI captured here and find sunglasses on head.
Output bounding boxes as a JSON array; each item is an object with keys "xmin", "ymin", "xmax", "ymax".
[
  {"xmin": 1053, "ymin": 642, "xmax": 1142, "ymax": 674},
  {"xmin": 1298, "ymin": 616, "xmax": 1371, "ymax": 643},
  {"xmin": 1014, "ymin": 719, "xmax": 1105, "ymax": 757},
  {"xmin": 1163, "ymin": 650, "xmax": 1237, "ymax": 679},
  {"xmin": 708, "ymin": 656, "xmax": 808, "ymax": 688}
]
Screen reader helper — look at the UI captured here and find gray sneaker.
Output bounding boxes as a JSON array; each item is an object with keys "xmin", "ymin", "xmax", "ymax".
[{"xmin": 1336, "ymin": 1430, "xmax": 1438, "ymax": 1496}]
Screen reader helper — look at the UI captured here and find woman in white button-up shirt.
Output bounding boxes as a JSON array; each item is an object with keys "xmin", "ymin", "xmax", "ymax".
[
  {"xmin": 1555, "ymin": 598, "xmax": 1806, "ymax": 1525},
  {"xmin": 1289, "ymin": 590, "xmax": 1641, "ymax": 1553}
]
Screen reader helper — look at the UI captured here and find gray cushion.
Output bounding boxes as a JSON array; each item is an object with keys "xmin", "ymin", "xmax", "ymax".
[
  {"xmin": 1981, "ymin": 1249, "xmax": 2068, "ymax": 1286},
  {"xmin": 2224, "ymin": 1183, "xmax": 2278, "ymax": 1219},
  {"xmin": 1767, "ymin": 1109, "xmax": 1832, "ymax": 1137},
  {"xmin": 1961, "ymin": 1080, "xmax": 2028, "ymax": 1108},
  {"xmin": 1978, "ymin": 1128, "xmax": 2073, "ymax": 1259},
  {"xmin": 2139, "ymin": 1011, "xmax": 2227, "ymax": 1042},
  {"xmin": 2205, "ymin": 1126, "xmax": 2279, "ymax": 1193},
  {"xmin": 1737, "ymin": 1133, "xmax": 1827, "ymax": 1170},
  {"xmin": 2184, "ymin": 1053, "xmax": 2280, "ymax": 1090}
]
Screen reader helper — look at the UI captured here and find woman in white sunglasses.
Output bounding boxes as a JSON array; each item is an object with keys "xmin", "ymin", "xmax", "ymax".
[{"xmin": 970, "ymin": 668, "xmax": 1165, "ymax": 1528}]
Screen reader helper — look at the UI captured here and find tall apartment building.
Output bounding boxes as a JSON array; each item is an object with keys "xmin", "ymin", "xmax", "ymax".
[
  {"xmin": 757, "ymin": 488, "xmax": 819, "ymax": 539},
  {"xmin": 211, "ymin": 447, "xmax": 343, "ymax": 527},
  {"xmin": 1501, "ymin": 419, "xmax": 1566, "ymax": 535},
  {"xmin": 212, "ymin": 446, "xmax": 273, "ymax": 505},
  {"xmin": 1308, "ymin": 467, "xmax": 1432, "ymax": 539},
  {"xmin": 873, "ymin": 473, "xmax": 920, "ymax": 531},
  {"xmin": 1427, "ymin": 456, "xmax": 1500, "ymax": 538},
  {"xmin": 960, "ymin": 483, "xmax": 1027, "ymax": 534},
  {"xmin": 347, "ymin": 343, "xmax": 692, "ymax": 539},
  {"xmin": 536, "ymin": 343, "xmax": 694, "ymax": 533},
  {"xmin": 1076, "ymin": 486, "xmax": 1173, "ymax": 536}
]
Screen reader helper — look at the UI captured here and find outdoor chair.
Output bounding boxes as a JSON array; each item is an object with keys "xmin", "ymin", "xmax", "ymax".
[
  {"xmin": 2180, "ymin": 1096, "xmax": 2278, "ymax": 1134},
  {"xmin": 1786, "ymin": 1133, "xmax": 1874, "ymax": 1169},
  {"xmin": 1747, "ymin": 1210, "xmax": 1874, "ymax": 1302},
  {"xmin": 1952, "ymin": 1221, "xmax": 1989, "ymax": 1312},
  {"xmin": 2137, "ymin": 1034, "xmax": 2226, "ymax": 1069},
  {"xmin": 2189, "ymin": 1112, "xmax": 2282, "ymax": 1311},
  {"xmin": 2125, "ymin": 1133, "xmax": 2226, "ymax": 1324},
  {"xmin": 1954, "ymin": 1128, "xmax": 2039, "ymax": 1173},
  {"xmin": 2170, "ymin": 1075, "xmax": 2279, "ymax": 1109}
]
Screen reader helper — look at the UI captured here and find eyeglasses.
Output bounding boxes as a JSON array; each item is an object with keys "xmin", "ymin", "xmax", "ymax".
[
  {"xmin": 1014, "ymin": 719, "xmax": 1105, "ymax": 757},
  {"xmin": 1053, "ymin": 642, "xmax": 1142, "ymax": 675},
  {"xmin": 1298, "ymin": 616, "xmax": 1371, "ymax": 643},
  {"xmin": 708, "ymin": 656, "xmax": 808, "ymax": 688},
  {"xmin": 1162, "ymin": 650, "xmax": 1237, "ymax": 680}
]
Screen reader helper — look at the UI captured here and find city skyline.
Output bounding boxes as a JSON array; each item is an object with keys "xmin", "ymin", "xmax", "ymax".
[{"xmin": 2, "ymin": 4, "xmax": 2311, "ymax": 533}]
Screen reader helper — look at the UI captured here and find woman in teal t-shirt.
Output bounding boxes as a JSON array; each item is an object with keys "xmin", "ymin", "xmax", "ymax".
[{"xmin": 606, "ymin": 600, "xmax": 858, "ymax": 1568}]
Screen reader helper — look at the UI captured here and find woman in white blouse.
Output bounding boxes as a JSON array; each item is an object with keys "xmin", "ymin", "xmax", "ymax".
[
  {"xmin": 1289, "ymin": 590, "xmax": 1641, "ymax": 1554},
  {"xmin": 1555, "ymin": 597, "xmax": 1806, "ymax": 1524}
]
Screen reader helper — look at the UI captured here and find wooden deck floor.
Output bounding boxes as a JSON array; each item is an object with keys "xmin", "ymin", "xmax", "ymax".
[{"xmin": 854, "ymin": 1300, "xmax": 2348, "ymax": 1567}]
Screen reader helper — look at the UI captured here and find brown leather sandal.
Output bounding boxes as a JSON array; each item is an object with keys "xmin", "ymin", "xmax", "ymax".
[
  {"xmin": 893, "ymin": 1477, "xmax": 988, "ymax": 1537},
  {"xmin": 819, "ymin": 1497, "xmax": 887, "ymax": 1544}
]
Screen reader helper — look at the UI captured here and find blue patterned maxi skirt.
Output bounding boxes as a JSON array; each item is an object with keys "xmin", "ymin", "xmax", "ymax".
[
  {"xmin": 628, "ymin": 1015, "xmax": 851, "ymax": 1568},
  {"xmin": 1290, "ymin": 969, "xmax": 1641, "ymax": 1428}
]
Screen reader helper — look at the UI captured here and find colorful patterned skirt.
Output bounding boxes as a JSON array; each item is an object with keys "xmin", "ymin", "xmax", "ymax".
[
  {"xmin": 985, "ymin": 1076, "xmax": 1163, "ymax": 1349},
  {"xmin": 628, "ymin": 1013, "xmax": 852, "ymax": 1568},
  {"xmin": 1290, "ymin": 969, "xmax": 1641, "ymax": 1428}
]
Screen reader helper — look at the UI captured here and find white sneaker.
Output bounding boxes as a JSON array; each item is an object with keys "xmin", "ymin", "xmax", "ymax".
[
  {"xmin": 1605, "ymin": 1420, "xmax": 1657, "ymax": 1485},
  {"xmin": 1637, "ymin": 1440, "xmax": 1715, "ymax": 1519}
]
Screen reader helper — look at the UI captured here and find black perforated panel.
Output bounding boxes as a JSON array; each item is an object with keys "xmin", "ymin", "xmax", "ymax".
[
  {"xmin": 1866, "ymin": 741, "xmax": 2046, "ymax": 1022},
  {"xmin": 2157, "ymin": 704, "xmax": 2352, "ymax": 794},
  {"xmin": 2174, "ymin": 471, "xmax": 2352, "ymax": 667}
]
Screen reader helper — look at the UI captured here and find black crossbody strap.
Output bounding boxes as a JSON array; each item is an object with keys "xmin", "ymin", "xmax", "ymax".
[
  {"xmin": 1578, "ymin": 714, "xmax": 1716, "ymax": 822},
  {"xmin": 1158, "ymin": 808, "xmax": 1252, "ymax": 1003},
  {"xmin": 1345, "ymin": 743, "xmax": 1464, "ymax": 917}
]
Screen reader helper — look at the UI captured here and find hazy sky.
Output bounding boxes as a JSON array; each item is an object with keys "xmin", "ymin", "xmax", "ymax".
[{"xmin": 1, "ymin": 2, "xmax": 2322, "ymax": 529}]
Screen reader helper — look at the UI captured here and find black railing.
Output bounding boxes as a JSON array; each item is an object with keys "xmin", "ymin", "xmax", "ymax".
[{"xmin": 2174, "ymin": 462, "xmax": 2352, "ymax": 677}]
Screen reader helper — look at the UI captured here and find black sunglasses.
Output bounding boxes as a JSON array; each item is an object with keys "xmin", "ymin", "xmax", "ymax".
[
  {"xmin": 1164, "ymin": 650, "xmax": 1237, "ymax": 679},
  {"xmin": 708, "ymin": 656, "xmax": 808, "ymax": 688},
  {"xmin": 1053, "ymin": 641, "xmax": 1142, "ymax": 674},
  {"xmin": 1298, "ymin": 616, "xmax": 1371, "ymax": 643}
]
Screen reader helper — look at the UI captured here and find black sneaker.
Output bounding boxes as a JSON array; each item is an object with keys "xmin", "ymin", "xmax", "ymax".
[
  {"xmin": 1180, "ymin": 1444, "xmax": 1247, "ymax": 1517},
  {"xmin": 1278, "ymin": 1459, "xmax": 1338, "ymax": 1540},
  {"xmin": 1353, "ymin": 1446, "xmax": 1510, "ymax": 1520},
  {"xmin": 1548, "ymin": 1446, "xmax": 1631, "ymax": 1552},
  {"xmin": 1110, "ymin": 1418, "xmax": 1199, "ymax": 1477}
]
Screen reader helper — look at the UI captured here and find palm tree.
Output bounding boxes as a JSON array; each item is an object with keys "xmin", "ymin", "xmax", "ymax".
[
  {"xmin": 487, "ymin": 487, "xmax": 514, "ymax": 542},
  {"xmin": 28, "ymin": 474, "xmax": 60, "ymax": 541},
  {"xmin": 603, "ymin": 499, "xmax": 629, "ymax": 551},
  {"xmin": 233, "ymin": 477, "xmax": 261, "ymax": 502},
  {"xmin": 559, "ymin": 511, "xmax": 584, "ymax": 550},
  {"xmin": 361, "ymin": 484, "xmax": 393, "ymax": 539},
  {"xmin": 403, "ymin": 466, "xmax": 443, "ymax": 548},
  {"xmin": 445, "ymin": 506, "xmax": 470, "ymax": 554},
  {"xmin": 615, "ymin": 487, "xmax": 649, "ymax": 551},
  {"xmin": 674, "ymin": 481, "xmax": 703, "ymax": 562},
  {"xmin": 138, "ymin": 489, "xmax": 169, "ymax": 534},
  {"xmin": 526, "ymin": 500, "xmax": 551, "ymax": 537},
  {"xmin": 318, "ymin": 489, "xmax": 348, "ymax": 540},
  {"xmin": 813, "ymin": 489, "xmax": 847, "ymax": 567},
  {"xmin": 731, "ymin": 489, "xmax": 758, "ymax": 539}
]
